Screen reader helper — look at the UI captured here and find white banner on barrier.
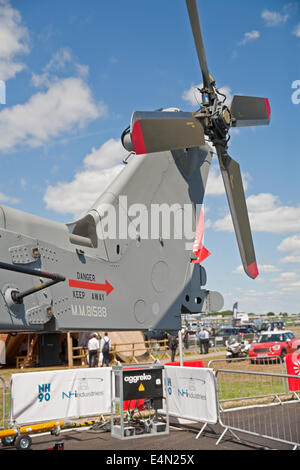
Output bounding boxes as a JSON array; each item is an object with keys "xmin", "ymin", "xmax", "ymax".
[
  {"xmin": 164, "ymin": 366, "xmax": 218, "ymax": 424},
  {"xmin": 10, "ymin": 367, "xmax": 111, "ymax": 425}
]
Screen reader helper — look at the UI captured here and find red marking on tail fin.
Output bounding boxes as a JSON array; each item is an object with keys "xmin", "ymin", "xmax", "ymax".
[
  {"xmin": 193, "ymin": 210, "xmax": 204, "ymax": 254},
  {"xmin": 192, "ymin": 245, "xmax": 211, "ymax": 264},
  {"xmin": 192, "ymin": 209, "xmax": 210, "ymax": 263},
  {"xmin": 131, "ymin": 120, "xmax": 146, "ymax": 154}
]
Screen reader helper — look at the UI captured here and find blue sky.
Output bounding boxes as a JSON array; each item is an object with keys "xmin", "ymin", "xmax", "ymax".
[{"xmin": 0, "ymin": 0, "xmax": 299, "ymax": 315}]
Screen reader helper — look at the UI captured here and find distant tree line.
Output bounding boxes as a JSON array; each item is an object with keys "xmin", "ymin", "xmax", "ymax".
[{"xmin": 205, "ymin": 311, "xmax": 291, "ymax": 317}]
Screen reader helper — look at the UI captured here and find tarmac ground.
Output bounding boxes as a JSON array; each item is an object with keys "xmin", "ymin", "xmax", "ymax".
[{"xmin": 1, "ymin": 413, "xmax": 298, "ymax": 454}]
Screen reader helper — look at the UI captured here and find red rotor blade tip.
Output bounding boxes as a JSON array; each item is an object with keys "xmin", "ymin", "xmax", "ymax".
[
  {"xmin": 264, "ymin": 98, "xmax": 271, "ymax": 119},
  {"xmin": 248, "ymin": 261, "xmax": 259, "ymax": 279}
]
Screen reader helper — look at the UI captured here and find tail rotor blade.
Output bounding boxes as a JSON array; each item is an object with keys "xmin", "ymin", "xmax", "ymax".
[
  {"xmin": 230, "ymin": 95, "xmax": 271, "ymax": 127},
  {"xmin": 215, "ymin": 145, "xmax": 258, "ymax": 279},
  {"xmin": 130, "ymin": 111, "xmax": 205, "ymax": 155},
  {"xmin": 186, "ymin": 0, "xmax": 211, "ymax": 89}
]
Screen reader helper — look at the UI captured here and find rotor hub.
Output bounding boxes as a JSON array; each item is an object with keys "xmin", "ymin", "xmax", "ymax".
[
  {"xmin": 206, "ymin": 104, "xmax": 232, "ymax": 142},
  {"xmin": 222, "ymin": 106, "xmax": 231, "ymax": 126}
]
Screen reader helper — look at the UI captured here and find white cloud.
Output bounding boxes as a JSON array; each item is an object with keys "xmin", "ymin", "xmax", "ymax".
[
  {"xmin": 261, "ymin": 10, "xmax": 289, "ymax": 26},
  {"xmin": 31, "ymin": 48, "xmax": 89, "ymax": 88},
  {"xmin": 293, "ymin": 23, "xmax": 300, "ymax": 37},
  {"xmin": 280, "ymin": 255, "xmax": 300, "ymax": 264},
  {"xmin": 246, "ymin": 193, "xmax": 279, "ymax": 213},
  {"xmin": 281, "ymin": 282, "xmax": 300, "ymax": 292},
  {"xmin": 234, "ymin": 264, "xmax": 300, "ymax": 296},
  {"xmin": 182, "ymin": 84, "xmax": 202, "ymax": 108},
  {"xmin": 238, "ymin": 30, "xmax": 260, "ymax": 46},
  {"xmin": 0, "ymin": 0, "xmax": 30, "ymax": 81},
  {"xmin": 0, "ymin": 191, "xmax": 19, "ymax": 204},
  {"xmin": 0, "ymin": 61, "xmax": 25, "ymax": 82},
  {"xmin": 261, "ymin": 4, "xmax": 298, "ymax": 27},
  {"xmin": 278, "ymin": 235, "xmax": 300, "ymax": 263},
  {"xmin": 278, "ymin": 235, "xmax": 300, "ymax": 253},
  {"xmin": 75, "ymin": 63, "xmax": 89, "ymax": 78},
  {"xmin": 272, "ymin": 271, "xmax": 300, "ymax": 292},
  {"xmin": 206, "ymin": 165, "xmax": 225, "ymax": 196},
  {"xmin": 44, "ymin": 138, "xmax": 126, "ymax": 218},
  {"xmin": 214, "ymin": 193, "xmax": 300, "ymax": 234},
  {"xmin": 235, "ymin": 287, "xmax": 283, "ymax": 304},
  {"xmin": 275, "ymin": 271, "xmax": 298, "ymax": 281},
  {"xmin": 0, "ymin": 77, "xmax": 104, "ymax": 152}
]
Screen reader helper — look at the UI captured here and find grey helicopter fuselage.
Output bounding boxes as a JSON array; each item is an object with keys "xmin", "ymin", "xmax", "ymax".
[{"xmin": 0, "ymin": 142, "xmax": 224, "ymax": 333}]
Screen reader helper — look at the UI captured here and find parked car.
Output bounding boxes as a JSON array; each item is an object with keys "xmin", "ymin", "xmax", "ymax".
[
  {"xmin": 187, "ymin": 329, "xmax": 197, "ymax": 337},
  {"xmin": 237, "ymin": 325, "xmax": 258, "ymax": 334},
  {"xmin": 249, "ymin": 330, "xmax": 300, "ymax": 363},
  {"xmin": 212, "ymin": 327, "xmax": 251, "ymax": 345},
  {"xmin": 258, "ymin": 321, "xmax": 285, "ymax": 332}
]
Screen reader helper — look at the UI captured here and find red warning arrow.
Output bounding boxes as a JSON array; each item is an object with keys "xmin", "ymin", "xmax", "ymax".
[{"xmin": 68, "ymin": 279, "xmax": 114, "ymax": 296}]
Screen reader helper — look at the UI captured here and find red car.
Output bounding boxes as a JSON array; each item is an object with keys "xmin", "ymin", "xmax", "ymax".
[{"xmin": 249, "ymin": 330, "xmax": 300, "ymax": 363}]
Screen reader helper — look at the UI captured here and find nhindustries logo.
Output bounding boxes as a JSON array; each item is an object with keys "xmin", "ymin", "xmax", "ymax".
[
  {"xmin": 177, "ymin": 388, "xmax": 206, "ymax": 400},
  {"xmin": 38, "ymin": 383, "xmax": 51, "ymax": 402}
]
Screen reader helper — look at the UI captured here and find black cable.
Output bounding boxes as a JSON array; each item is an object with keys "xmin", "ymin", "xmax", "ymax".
[{"xmin": 215, "ymin": 87, "xmax": 227, "ymax": 104}]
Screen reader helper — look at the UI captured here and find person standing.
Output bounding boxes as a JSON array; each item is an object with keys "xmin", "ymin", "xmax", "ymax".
[
  {"xmin": 78, "ymin": 332, "xmax": 90, "ymax": 365},
  {"xmin": 183, "ymin": 328, "xmax": 189, "ymax": 349},
  {"xmin": 168, "ymin": 333, "xmax": 178, "ymax": 362},
  {"xmin": 100, "ymin": 332, "xmax": 112, "ymax": 367},
  {"xmin": 198, "ymin": 327, "xmax": 206, "ymax": 354},
  {"xmin": 87, "ymin": 333, "xmax": 99, "ymax": 368},
  {"xmin": 203, "ymin": 328, "xmax": 210, "ymax": 354}
]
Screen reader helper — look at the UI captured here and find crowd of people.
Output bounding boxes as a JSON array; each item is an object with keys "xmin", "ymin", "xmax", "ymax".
[
  {"xmin": 79, "ymin": 326, "xmax": 213, "ymax": 369},
  {"xmin": 167, "ymin": 326, "xmax": 213, "ymax": 360},
  {"xmin": 81, "ymin": 321, "xmax": 287, "ymax": 367},
  {"xmin": 74, "ymin": 319, "xmax": 289, "ymax": 368},
  {"xmin": 79, "ymin": 332, "xmax": 112, "ymax": 368}
]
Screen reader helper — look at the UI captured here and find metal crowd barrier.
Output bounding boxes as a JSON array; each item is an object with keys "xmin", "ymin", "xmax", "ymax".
[
  {"xmin": 215, "ymin": 369, "xmax": 300, "ymax": 449},
  {"xmin": 0, "ymin": 376, "xmax": 8, "ymax": 431},
  {"xmin": 2, "ymin": 361, "xmax": 300, "ymax": 450},
  {"xmin": 211, "ymin": 333, "xmax": 257, "ymax": 347},
  {"xmin": 208, "ymin": 356, "xmax": 286, "ymax": 376},
  {"xmin": 184, "ymin": 335, "xmax": 223, "ymax": 352},
  {"xmin": 185, "ymin": 333, "xmax": 257, "ymax": 352}
]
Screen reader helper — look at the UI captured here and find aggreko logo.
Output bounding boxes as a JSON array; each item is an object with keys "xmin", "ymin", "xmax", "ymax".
[{"xmin": 124, "ymin": 373, "xmax": 152, "ymax": 384}]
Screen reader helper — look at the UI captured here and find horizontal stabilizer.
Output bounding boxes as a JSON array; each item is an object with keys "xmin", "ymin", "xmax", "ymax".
[
  {"xmin": 230, "ymin": 95, "xmax": 271, "ymax": 127},
  {"xmin": 130, "ymin": 111, "xmax": 205, "ymax": 155}
]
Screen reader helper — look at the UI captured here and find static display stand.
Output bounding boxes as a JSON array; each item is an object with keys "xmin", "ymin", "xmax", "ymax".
[{"xmin": 111, "ymin": 363, "xmax": 169, "ymax": 440}]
